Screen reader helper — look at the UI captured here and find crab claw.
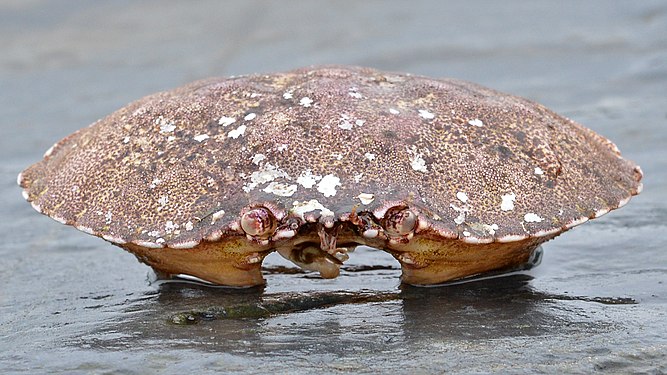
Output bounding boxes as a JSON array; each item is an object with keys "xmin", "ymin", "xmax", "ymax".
[{"xmin": 277, "ymin": 245, "xmax": 341, "ymax": 279}]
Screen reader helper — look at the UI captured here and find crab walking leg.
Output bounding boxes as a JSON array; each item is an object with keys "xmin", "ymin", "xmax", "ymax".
[
  {"xmin": 387, "ymin": 236, "xmax": 552, "ymax": 285},
  {"xmin": 121, "ymin": 240, "xmax": 269, "ymax": 287}
]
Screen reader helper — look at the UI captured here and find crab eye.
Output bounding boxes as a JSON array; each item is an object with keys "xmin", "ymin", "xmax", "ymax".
[
  {"xmin": 384, "ymin": 207, "xmax": 417, "ymax": 237},
  {"xmin": 241, "ymin": 207, "xmax": 276, "ymax": 238}
]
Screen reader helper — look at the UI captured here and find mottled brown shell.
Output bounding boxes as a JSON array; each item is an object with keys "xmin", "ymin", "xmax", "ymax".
[{"xmin": 19, "ymin": 65, "xmax": 642, "ymax": 250}]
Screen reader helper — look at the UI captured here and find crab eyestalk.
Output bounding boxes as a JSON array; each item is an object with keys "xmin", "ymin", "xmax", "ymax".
[
  {"xmin": 241, "ymin": 207, "xmax": 277, "ymax": 240},
  {"xmin": 383, "ymin": 206, "xmax": 417, "ymax": 239}
]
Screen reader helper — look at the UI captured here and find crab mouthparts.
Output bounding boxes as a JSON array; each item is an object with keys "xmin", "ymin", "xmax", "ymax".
[{"xmin": 276, "ymin": 223, "xmax": 355, "ymax": 279}]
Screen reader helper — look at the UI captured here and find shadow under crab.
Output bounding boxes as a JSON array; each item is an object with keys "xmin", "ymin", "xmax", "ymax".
[{"xmin": 18, "ymin": 65, "xmax": 642, "ymax": 287}]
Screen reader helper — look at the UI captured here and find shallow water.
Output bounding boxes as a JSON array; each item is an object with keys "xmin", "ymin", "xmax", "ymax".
[{"xmin": 1, "ymin": 1, "xmax": 666, "ymax": 373}]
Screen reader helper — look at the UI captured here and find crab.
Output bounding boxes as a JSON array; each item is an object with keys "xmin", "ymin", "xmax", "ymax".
[{"xmin": 18, "ymin": 65, "xmax": 643, "ymax": 287}]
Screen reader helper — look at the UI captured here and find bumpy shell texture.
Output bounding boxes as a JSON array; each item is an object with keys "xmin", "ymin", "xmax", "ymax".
[{"xmin": 19, "ymin": 65, "xmax": 642, "ymax": 250}]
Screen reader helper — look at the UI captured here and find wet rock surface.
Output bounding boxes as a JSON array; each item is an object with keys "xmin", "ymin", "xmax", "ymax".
[{"xmin": 1, "ymin": 1, "xmax": 666, "ymax": 373}]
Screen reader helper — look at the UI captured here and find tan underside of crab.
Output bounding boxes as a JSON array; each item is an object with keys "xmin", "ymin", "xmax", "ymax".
[{"xmin": 121, "ymin": 227, "xmax": 550, "ymax": 287}]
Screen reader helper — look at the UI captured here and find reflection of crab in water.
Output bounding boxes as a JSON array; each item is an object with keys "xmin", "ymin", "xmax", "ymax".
[{"xmin": 18, "ymin": 65, "xmax": 643, "ymax": 287}]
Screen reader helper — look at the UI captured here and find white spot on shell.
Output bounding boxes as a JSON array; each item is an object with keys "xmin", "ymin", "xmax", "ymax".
[
  {"xmin": 291, "ymin": 199, "xmax": 334, "ymax": 219},
  {"xmin": 283, "ymin": 91, "xmax": 293, "ymax": 100},
  {"xmin": 277, "ymin": 144, "xmax": 288, "ymax": 152},
  {"xmin": 16, "ymin": 172, "xmax": 23, "ymax": 187},
  {"xmin": 211, "ymin": 209, "xmax": 226, "ymax": 224},
  {"xmin": 157, "ymin": 116, "xmax": 176, "ymax": 133},
  {"xmin": 462, "ymin": 230, "xmax": 471, "ymax": 237},
  {"xmin": 158, "ymin": 195, "xmax": 169, "ymax": 207},
  {"xmin": 484, "ymin": 223, "xmax": 499, "ymax": 235},
  {"xmin": 356, "ymin": 193, "xmax": 375, "ymax": 205},
  {"xmin": 299, "ymin": 97, "xmax": 314, "ymax": 107},
  {"xmin": 296, "ymin": 169, "xmax": 322, "ymax": 189},
  {"xmin": 524, "ymin": 213, "xmax": 543, "ymax": 223},
  {"xmin": 251, "ymin": 153, "xmax": 266, "ymax": 165},
  {"xmin": 338, "ymin": 114, "xmax": 353, "ymax": 130},
  {"xmin": 104, "ymin": 211, "xmax": 113, "ymax": 225},
  {"xmin": 353, "ymin": 173, "xmax": 364, "ymax": 183},
  {"xmin": 30, "ymin": 202, "xmax": 42, "ymax": 213},
  {"xmin": 53, "ymin": 215, "xmax": 67, "ymax": 225},
  {"xmin": 317, "ymin": 174, "xmax": 341, "ymax": 197},
  {"xmin": 418, "ymin": 109, "xmax": 435, "ymax": 120},
  {"xmin": 364, "ymin": 152, "xmax": 376, "ymax": 161},
  {"xmin": 149, "ymin": 178, "xmax": 162, "ymax": 189},
  {"xmin": 263, "ymin": 182, "xmax": 298, "ymax": 197},
  {"xmin": 123, "ymin": 137, "xmax": 130, "ymax": 144},
  {"xmin": 244, "ymin": 113, "xmax": 257, "ymax": 121},
  {"xmin": 456, "ymin": 191, "xmax": 468, "ymax": 203},
  {"xmin": 243, "ymin": 163, "xmax": 290, "ymax": 193},
  {"xmin": 407, "ymin": 146, "xmax": 428, "ymax": 173},
  {"xmin": 389, "ymin": 108, "xmax": 400, "ymax": 115},
  {"xmin": 167, "ymin": 136, "xmax": 176, "ymax": 142},
  {"xmin": 193, "ymin": 134, "xmax": 209, "ymax": 142},
  {"xmin": 218, "ymin": 116, "xmax": 236, "ymax": 127},
  {"xmin": 348, "ymin": 88, "xmax": 363, "ymax": 99},
  {"xmin": 338, "ymin": 119, "xmax": 353, "ymax": 130},
  {"xmin": 164, "ymin": 221, "xmax": 179, "ymax": 234},
  {"xmin": 355, "ymin": 119, "xmax": 365, "ymax": 126},
  {"xmin": 500, "ymin": 193, "xmax": 516, "ymax": 211},
  {"xmin": 184, "ymin": 221, "xmax": 194, "ymax": 231},
  {"xmin": 468, "ymin": 118, "xmax": 484, "ymax": 127},
  {"xmin": 228, "ymin": 125, "xmax": 247, "ymax": 139},
  {"xmin": 160, "ymin": 124, "xmax": 176, "ymax": 133},
  {"xmin": 450, "ymin": 204, "xmax": 468, "ymax": 225},
  {"xmin": 21, "ymin": 190, "xmax": 29, "ymax": 201},
  {"xmin": 534, "ymin": 167, "xmax": 544, "ymax": 175}
]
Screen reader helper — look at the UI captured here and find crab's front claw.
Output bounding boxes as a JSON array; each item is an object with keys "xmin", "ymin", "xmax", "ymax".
[{"xmin": 277, "ymin": 245, "xmax": 343, "ymax": 279}]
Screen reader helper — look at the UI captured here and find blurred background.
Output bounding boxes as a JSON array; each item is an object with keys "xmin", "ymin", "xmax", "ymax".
[{"xmin": 1, "ymin": 1, "xmax": 666, "ymax": 373}]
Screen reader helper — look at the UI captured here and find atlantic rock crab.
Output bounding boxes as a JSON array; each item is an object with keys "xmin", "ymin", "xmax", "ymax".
[{"xmin": 18, "ymin": 65, "xmax": 643, "ymax": 286}]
